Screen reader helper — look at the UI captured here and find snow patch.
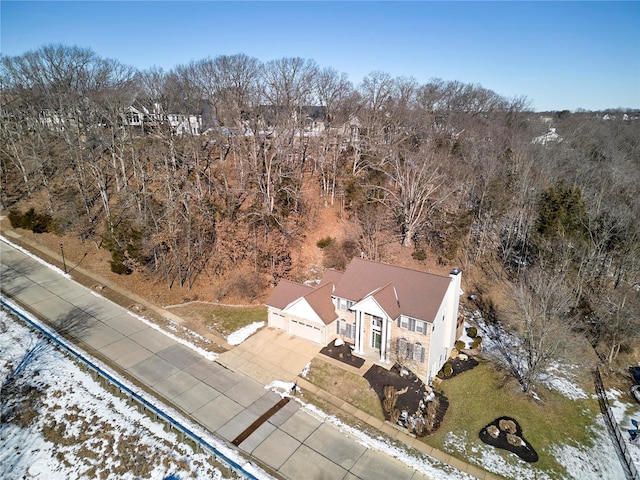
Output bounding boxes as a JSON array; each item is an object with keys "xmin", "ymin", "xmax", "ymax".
[{"xmin": 226, "ymin": 321, "xmax": 264, "ymax": 345}]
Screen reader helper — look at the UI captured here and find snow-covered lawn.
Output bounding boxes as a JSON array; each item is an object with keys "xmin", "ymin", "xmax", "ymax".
[{"xmin": 0, "ymin": 311, "xmax": 252, "ymax": 480}]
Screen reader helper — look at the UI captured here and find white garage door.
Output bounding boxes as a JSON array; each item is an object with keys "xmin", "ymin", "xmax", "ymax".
[
  {"xmin": 289, "ymin": 319, "xmax": 323, "ymax": 344},
  {"xmin": 269, "ymin": 311, "xmax": 287, "ymax": 330}
]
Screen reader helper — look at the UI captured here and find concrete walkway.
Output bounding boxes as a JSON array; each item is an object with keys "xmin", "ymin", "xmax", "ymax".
[{"xmin": 0, "ymin": 236, "xmax": 437, "ymax": 480}]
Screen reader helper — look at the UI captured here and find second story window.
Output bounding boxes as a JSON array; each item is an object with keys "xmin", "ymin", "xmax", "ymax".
[{"xmin": 399, "ymin": 316, "xmax": 429, "ymax": 335}]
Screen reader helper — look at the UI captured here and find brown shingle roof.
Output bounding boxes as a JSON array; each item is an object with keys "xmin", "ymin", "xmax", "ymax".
[
  {"xmin": 303, "ymin": 282, "xmax": 338, "ymax": 325},
  {"xmin": 319, "ymin": 268, "xmax": 343, "ymax": 287},
  {"xmin": 265, "ymin": 280, "xmax": 314, "ymax": 309},
  {"xmin": 370, "ymin": 284, "xmax": 401, "ymax": 320},
  {"xmin": 333, "ymin": 257, "xmax": 451, "ymax": 322}
]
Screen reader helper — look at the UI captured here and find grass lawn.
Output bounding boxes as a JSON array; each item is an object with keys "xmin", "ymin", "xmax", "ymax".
[
  {"xmin": 305, "ymin": 358, "xmax": 384, "ymax": 420},
  {"xmin": 425, "ymin": 360, "xmax": 600, "ymax": 477},
  {"xmin": 305, "ymin": 355, "xmax": 603, "ymax": 479},
  {"xmin": 169, "ymin": 303, "xmax": 267, "ymax": 335}
]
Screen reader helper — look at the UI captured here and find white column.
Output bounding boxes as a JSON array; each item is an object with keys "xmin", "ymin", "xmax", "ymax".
[
  {"xmin": 379, "ymin": 317, "xmax": 387, "ymax": 362},
  {"xmin": 354, "ymin": 311, "xmax": 363, "ymax": 354}
]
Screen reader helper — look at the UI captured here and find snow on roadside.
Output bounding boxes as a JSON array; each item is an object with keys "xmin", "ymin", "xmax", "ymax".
[
  {"xmin": 606, "ymin": 388, "xmax": 640, "ymax": 467},
  {"xmin": 0, "ymin": 311, "xmax": 272, "ymax": 480},
  {"xmin": 0, "ymin": 311, "xmax": 235, "ymax": 480},
  {"xmin": 300, "ymin": 403, "xmax": 474, "ymax": 479},
  {"xmin": 103, "ymin": 304, "xmax": 219, "ymax": 361},
  {"xmin": 227, "ymin": 321, "xmax": 264, "ymax": 346}
]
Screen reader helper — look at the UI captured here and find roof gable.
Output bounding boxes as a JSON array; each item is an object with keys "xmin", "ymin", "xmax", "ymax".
[
  {"xmin": 302, "ymin": 282, "xmax": 338, "ymax": 325},
  {"xmin": 370, "ymin": 284, "xmax": 401, "ymax": 320},
  {"xmin": 265, "ymin": 280, "xmax": 314, "ymax": 309},
  {"xmin": 333, "ymin": 257, "xmax": 451, "ymax": 322},
  {"xmin": 284, "ymin": 298, "xmax": 324, "ymax": 324}
]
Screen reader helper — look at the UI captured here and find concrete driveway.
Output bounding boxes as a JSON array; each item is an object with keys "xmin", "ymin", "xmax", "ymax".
[{"xmin": 217, "ymin": 327, "xmax": 322, "ymax": 384}]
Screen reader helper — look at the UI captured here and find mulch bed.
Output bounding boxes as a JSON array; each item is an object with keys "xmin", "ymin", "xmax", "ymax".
[
  {"xmin": 363, "ymin": 363, "xmax": 449, "ymax": 436},
  {"xmin": 319, "ymin": 342, "xmax": 365, "ymax": 368},
  {"xmin": 479, "ymin": 416, "xmax": 539, "ymax": 463},
  {"xmin": 438, "ymin": 354, "xmax": 479, "ymax": 379}
]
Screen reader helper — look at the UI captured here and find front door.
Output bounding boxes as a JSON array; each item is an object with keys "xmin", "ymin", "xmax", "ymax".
[{"xmin": 371, "ymin": 316, "xmax": 382, "ymax": 350}]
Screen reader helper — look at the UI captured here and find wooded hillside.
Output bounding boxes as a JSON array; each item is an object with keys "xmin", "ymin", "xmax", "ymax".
[{"xmin": 2, "ymin": 45, "xmax": 638, "ymax": 376}]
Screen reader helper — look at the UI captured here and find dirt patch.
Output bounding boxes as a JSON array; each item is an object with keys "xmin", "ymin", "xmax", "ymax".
[
  {"xmin": 364, "ymin": 363, "xmax": 448, "ymax": 436},
  {"xmin": 319, "ymin": 341, "xmax": 365, "ymax": 368}
]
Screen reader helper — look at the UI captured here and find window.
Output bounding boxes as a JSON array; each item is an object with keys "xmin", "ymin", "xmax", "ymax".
[
  {"xmin": 399, "ymin": 316, "xmax": 429, "ymax": 335},
  {"xmin": 337, "ymin": 319, "xmax": 355, "ymax": 339},
  {"xmin": 396, "ymin": 337, "xmax": 409, "ymax": 358},
  {"xmin": 395, "ymin": 338, "xmax": 425, "ymax": 363},
  {"xmin": 372, "ymin": 316, "xmax": 382, "ymax": 328},
  {"xmin": 337, "ymin": 298, "xmax": 353, "ymax": 311}
]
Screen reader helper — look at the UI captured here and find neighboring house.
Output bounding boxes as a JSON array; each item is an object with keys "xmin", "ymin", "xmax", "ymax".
[
  {"xmin": 532, "ymin": 127, "xmax": 563, "ymax": 145},
  {"xmin": 124, "ymin": 105, "xmax": 202, "ymax": 135},
  {"xmin": 265, "ymin": 257, "xmax": 463, "ymax": 382}
]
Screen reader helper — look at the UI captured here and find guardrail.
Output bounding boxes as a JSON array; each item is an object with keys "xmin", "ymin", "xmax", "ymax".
[
  {"xmin": 0, "ymin": 296, "xmax": 263, "ymax": 480},
  {"xmin": 593, "ymin": 367, "xmax": 639, "ymax": 480}
]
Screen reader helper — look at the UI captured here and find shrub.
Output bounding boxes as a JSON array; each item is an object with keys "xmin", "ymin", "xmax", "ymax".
[
  {"xmin": 455, "ymin": 340, "xmax": 466, "ymax": 351},
  {"xmin": 109, "ymin": 250, "xmax": 131, "ymax": 275},
  {"xmin": 316, "ymin": 236, "xmax": 334, "ymax": 249},
  {"xmin": 7, "ymin": 210, "xmax": 22, "ymax": 228},
  {"xmin": 467, "ymin": 326, "xmax": 478, "ymax": 338},
  {"xmin": 322, "ymin": 238, "xmax": 359, "ymax": 270},
  {"xmin": 8, "ymin": 208, "xmax": 54, "ymax": 233},
  {"xmin": 499, "ymin": 418, "xmax": 517, "ymax": 434},
  {"xmin": 412, "ymin": 248, "xmax": 427, "ymax": 261},
  {"xmin": 471, "ymin": 337, "xmax": 483, "ymax": 349},
  {"xmin": 443, "ymin": 363, "xmax": 453, "ymax": 377}
]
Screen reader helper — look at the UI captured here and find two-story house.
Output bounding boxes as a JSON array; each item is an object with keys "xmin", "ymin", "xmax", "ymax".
[{"xmin": 265, "ymin": 257, "xmax": 463, "ymax": 382}]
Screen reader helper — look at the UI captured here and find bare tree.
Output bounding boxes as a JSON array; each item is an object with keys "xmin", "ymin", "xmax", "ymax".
[
  {"xmin": 260, "ymin": 57, "xmax": 318, "ymax": 134},
  {"xmin": 506, "ymin": 267, "xmax": 577, "ymax": 393},
  {"xmin": 381, "ymin": 149, "xmax": 449, "ymax": 247}
]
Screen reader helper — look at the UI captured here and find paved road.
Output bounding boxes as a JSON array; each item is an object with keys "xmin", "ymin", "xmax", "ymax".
[{"xmin": 0, "ymin": 238, "xmax": 434, "ymax": 480}]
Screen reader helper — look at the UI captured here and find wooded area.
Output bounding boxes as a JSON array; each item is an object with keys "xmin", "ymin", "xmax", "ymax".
[{"xmin": 1, "ymin": 45, "xmax": 638, "ymax": 386}]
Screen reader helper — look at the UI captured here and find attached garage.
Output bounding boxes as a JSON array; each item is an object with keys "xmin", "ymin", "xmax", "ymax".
[
  {"xmin": 268, "ymin": 309, "xmax": 287, "ymax": 330},
  {"xmin": 265, "ymin": 280, "xmax": 337, "ymax": 346},
  {"xmin": 289, "ymin": 318, "xmax": 323, "ymax": 344}
]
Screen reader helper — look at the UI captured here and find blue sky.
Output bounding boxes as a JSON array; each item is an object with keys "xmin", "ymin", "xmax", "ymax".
[{"xmin": 1, "ymin": 1, "xmax": 639, "ymax": 111}]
